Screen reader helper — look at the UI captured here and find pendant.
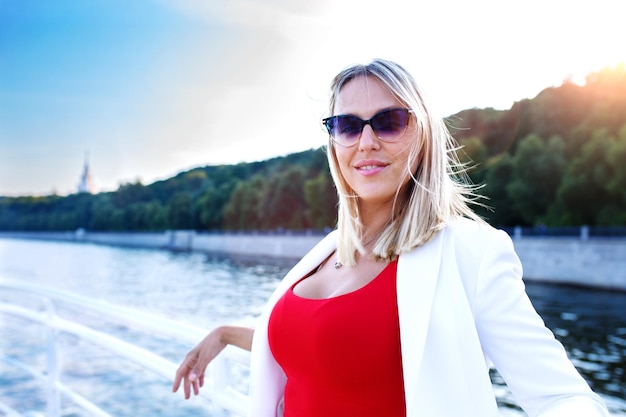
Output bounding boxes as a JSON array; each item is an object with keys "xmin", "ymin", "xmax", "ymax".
[{"xmin": 334, "ymin": 261, "xmax": 343, "ymax": 269}]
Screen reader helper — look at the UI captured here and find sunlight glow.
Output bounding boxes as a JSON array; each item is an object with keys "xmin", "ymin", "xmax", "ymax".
[{"xmin": 0, "ymin": 0, "xmax": 624, "ymax": 195}]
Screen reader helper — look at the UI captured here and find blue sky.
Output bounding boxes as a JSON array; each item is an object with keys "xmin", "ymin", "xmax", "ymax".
[{"xmin": 1, "ymin": 0, "xmax": 624, "ymax": 196}]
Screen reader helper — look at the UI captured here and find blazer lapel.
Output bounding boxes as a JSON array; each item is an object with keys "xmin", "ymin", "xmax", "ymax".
[{"xmin": 396, "ymin": 228, "xmax": 445, "ymax": 405}]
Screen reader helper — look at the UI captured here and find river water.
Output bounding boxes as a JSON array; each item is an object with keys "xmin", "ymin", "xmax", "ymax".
[{"xmin": 0, "ymin": 237, "xmax": 624, "ymax": 416}]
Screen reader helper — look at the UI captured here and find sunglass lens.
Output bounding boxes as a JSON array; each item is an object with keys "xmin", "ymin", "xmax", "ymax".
[
  {"xmin": 332, "ymin": 116, "xmax": 363, "ymax": 144},
  {"xmin": 372, "ymin": 109, "xmax": 409, "ymax": 140}
]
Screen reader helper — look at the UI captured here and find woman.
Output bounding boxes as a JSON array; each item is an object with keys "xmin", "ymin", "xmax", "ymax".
[{"xmin": 173, "ymin": 59, "xmax": 610, "ymax": 416}]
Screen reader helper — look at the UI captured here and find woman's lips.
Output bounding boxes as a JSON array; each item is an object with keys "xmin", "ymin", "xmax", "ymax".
[{"xmin": 354, "ymin": 160, "xmax": 388, "ymax": 176}]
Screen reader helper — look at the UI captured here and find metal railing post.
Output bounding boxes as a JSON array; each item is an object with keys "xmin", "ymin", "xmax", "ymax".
[
  {"xmin": 212, "ymin": 355, "xmax": 232, "ymax": 417},
  {"xmin": 44, "ymin": 298, "xmax": 61, "ymax": 417}
]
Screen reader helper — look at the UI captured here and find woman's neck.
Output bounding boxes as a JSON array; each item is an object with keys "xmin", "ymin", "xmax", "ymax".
[{"xmin": 358, "ymin": 200, "xmax": 394, "ymax": 241}]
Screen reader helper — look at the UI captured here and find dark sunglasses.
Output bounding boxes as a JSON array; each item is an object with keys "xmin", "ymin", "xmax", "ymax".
[{"xmin": 322, "ymin": 108, "xmax": 413, "ymax": 147}]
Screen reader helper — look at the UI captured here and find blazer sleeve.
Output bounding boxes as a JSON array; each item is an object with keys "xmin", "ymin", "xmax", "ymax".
[{"xmin": 471, "ymin": 228, "xmax": 611, "ymax": 417}]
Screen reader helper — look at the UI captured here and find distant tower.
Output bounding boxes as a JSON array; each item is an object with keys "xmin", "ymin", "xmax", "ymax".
[{"xmin": 77, "ymin": 152, "xmax": 95, "ymax": 194}]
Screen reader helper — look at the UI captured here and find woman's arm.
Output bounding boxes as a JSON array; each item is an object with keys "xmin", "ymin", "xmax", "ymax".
[
  {"xmin": 474, "ymin": 229, "xmax": 610, "ymax": 416},
  {"xmin": 172, "ymin": 325, "xmax": 254, "ymax": 399}
]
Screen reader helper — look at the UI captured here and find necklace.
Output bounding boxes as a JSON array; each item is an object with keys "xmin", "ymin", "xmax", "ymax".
[{"xmin": 334, "ymin": 234, "xmax": 380, "ymax": 269}]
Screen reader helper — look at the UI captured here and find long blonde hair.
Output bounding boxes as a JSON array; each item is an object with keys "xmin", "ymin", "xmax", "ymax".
[{"xmin": 326, "ymin": 59, "xmax": 483, "ymax": 267}]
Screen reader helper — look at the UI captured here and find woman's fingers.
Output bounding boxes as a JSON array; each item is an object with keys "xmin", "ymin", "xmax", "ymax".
[
  {"xmin": 172, "ymin": 360, "xmax": 189, "ymax": 393},
  {"xmin": 174, "ymin": 327, "xmax": 246, "ymax": 399},
  {"xmin": 191, "ymin": 372, "xmax": 200, "ymax": 396},
  {"xmin": 173, "ymin": 350, "xmax": 201, "ymax": 399}
]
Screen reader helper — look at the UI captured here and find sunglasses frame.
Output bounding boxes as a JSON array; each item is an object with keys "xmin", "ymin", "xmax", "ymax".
[{"xmin": 322, "ymin": 108, "xmax": 414, "ymax": 147}]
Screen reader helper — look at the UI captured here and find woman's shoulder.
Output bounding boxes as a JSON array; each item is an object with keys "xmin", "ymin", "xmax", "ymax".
[
  {"xmin": 442, "ymin": 216, "xmax": 512, "ymax": 250},
  {"xmin": 436, "ymin": 218, "xmax": 520, "ymax": 284},
  {"xmin": 445, "ymin": 216, "xmax": 494, "ymax": 235}
]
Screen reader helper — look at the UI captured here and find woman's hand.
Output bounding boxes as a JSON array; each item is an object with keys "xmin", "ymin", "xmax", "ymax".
[{"xmin": 172, "ymin": 325, "xmax": 254, "ymax": 399}]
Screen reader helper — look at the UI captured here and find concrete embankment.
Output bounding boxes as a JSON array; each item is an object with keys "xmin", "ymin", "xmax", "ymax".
[
  {"xmin": 1, "ymin": 230, "xmax": 625, "ymax": 291},
  {"xmin": 0, "ymin": 230, "xmax": 323, "ymax": 259}
]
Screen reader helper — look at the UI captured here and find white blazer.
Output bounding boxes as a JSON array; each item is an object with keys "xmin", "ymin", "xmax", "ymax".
[{"xmin": 248, "ymin": 218, "xmax": 610, "ymax": 417}]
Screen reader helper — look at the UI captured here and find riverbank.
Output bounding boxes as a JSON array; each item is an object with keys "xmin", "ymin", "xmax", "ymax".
[{"xmin": 1, "ymin": 230, "xmax": 625, "ymax": 291}]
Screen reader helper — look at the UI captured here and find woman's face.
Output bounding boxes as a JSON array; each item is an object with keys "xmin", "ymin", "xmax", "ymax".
[{"xmin": 332, "ymin": 75, "xmax": 418, "ymax": 208}]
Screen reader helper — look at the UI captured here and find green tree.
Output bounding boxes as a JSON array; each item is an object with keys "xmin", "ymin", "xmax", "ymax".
[
  {"xmin": 304, "ymin": 171, "xmax": 337, "ymax": 229},
  {"xmin": 112, "ymin": 181, "xmax": 152, "ymax": 208},
  {"xmin": 260, "ymin": 167, "xmax": 308, "ymax": 229},
  {"xmin": 124, "ymin": 201, "xmax": 168, "ymax": 230},
  {"xmin": 596, "ymin": 125, "xmax": 626, "ymax": 225},
  {"xmin": 605, "ymin": 124, "xmax": 626, "ymax": 200},
  {"xmin": 183, "ymin": 169, "xmax": 208, "ymax": 192},
  {"xmin": 168, "ymin": 192, "xmax": 193, "ymax": 229},
  {"xmin": 194, "ymin": 181, "xmax": 235, "ymax": 230},
  {"xmin": 92, "ymin": 197, "xmax": 125, "ymax": 230},
  {"xmin": 222, "ymin": 181, "xmax": 246, "ymax": 230},
  {"xmin": 480, "ymin": 154, "xmax": 523, "ymax": 227},
  {"xmin": 551, "ymin": 128, "xmax": 614, "ymax": 225},
  {"xmin": 553, "ymin": 125, "xmax": 626, "ymax": 225},
  {"xmin": 222, "ymin": 176, "xmax": 267, "ymax": 230},
  {"xmin": 506, "ymin": 134, "xmax": 566, "ymax": 225}
]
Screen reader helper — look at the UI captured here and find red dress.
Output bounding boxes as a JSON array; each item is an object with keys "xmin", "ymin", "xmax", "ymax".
[{"xmin": 268, "ymin": 261, "xmax": 406, "ymax": 417}]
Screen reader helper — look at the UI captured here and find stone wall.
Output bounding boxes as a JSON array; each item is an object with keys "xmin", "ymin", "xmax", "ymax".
[
  {"xmin": 512, "ymin": 237, "xmax": 626, "ymax": 290},
  {"xmin": 1, "ymin": 230, "xmax": 625, "ymax": 291}
]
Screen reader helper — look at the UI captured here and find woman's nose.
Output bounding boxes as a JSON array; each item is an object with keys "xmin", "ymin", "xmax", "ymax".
[{"xmin": 358, "ymin": 125, "xmax": 380, "ymax": 150}]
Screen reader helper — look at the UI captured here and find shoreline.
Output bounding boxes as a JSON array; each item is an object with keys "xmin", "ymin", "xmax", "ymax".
[{"xmin": 1, "ymin": 230, "xmax": 625, "ymax": 291}]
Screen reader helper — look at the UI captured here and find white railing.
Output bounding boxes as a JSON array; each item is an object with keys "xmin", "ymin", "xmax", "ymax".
[{"xmin": 0, "ymin": 278, "xmax": 250, "ymax": 417}]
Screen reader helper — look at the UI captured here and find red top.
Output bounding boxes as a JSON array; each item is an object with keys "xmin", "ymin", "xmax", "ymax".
[{"xmin": 268, "ymin": 261, "xmax": 406, "ymax": 417}]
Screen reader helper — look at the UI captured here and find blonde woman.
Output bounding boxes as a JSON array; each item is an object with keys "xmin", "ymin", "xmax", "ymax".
[{"xmin": 173, "ymin": 59, "xmax": 610, "ymax": 417}]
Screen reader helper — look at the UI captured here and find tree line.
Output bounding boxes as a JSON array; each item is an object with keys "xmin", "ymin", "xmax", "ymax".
[
  {"xmin": 0, "ymin": 149, "xmax": 338, "ymax": 232},
  {"xmin": 1, "ymin": 65, "xmax": 625, "ymax": 232}
]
